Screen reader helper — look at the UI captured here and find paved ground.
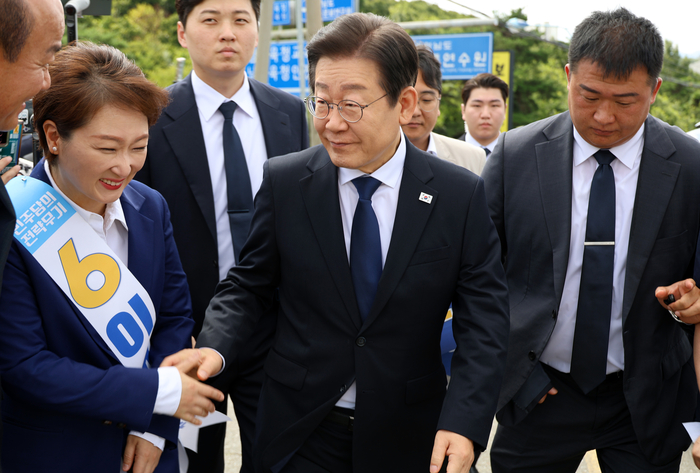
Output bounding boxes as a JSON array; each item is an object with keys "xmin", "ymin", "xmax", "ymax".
[{"xmin": 222, "ymin": 400, "xmax": 698, "ymax": 472}]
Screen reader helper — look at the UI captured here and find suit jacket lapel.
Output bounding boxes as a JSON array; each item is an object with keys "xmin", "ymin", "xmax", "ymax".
[
  {"xmin": 363, "ymin": 141, "xmax": 437, "ymax": 330},
  {"xmin": 162, "ymin": 75, "xmax": 217, "ymax": 241},
  {"xmin": 538, "ymin": 113, "xmax": 574, "ymax": 303},
  {"xmin": 622, "ymin": 116, "xmax": 679, "ymax": 325},
  {"xmin": 299, "ymin": 146, "xmax": 363, "ymax": 329},
  {"xmin": 250, "ymin": 79, "xmax": 292, "ymax": 159}
]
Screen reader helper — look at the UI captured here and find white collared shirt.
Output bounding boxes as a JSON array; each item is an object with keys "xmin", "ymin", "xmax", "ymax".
[
  {"xmin": 539, "ymin": 124, "xmax": 645, "ymax": 374},
  {"xmin": 191, "ymin": 70, "xmax": 268, "ymax": 280},
  {"xmin": 44, "ymin": 161, "xmax": 181, "ymax": 450},
  {"xmin": 426, "ymin": 133, "xmax": 438, "ymax": 156},
  {"xmin": 463, "ymin": 130, "xmax": 500, "ymax": 155},
  {"xmin": 335, "ymin": 132, "xmax": 406, "ymax": 409}
]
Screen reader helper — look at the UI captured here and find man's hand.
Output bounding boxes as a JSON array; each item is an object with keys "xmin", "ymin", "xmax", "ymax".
[
  {"xmin": 122, "ymin": 435, "xmax": 162, "ymax": 473},
  {"xmin": 655, "ymin": 279, "xmax": 700, "ymax": 324},
  {"xmin": 0, "ymin": 156, "xmax": 20, "ymax": 185},
  {"xmin": 693, "ymin": 436, "xmax": 700, "ymax": 469},
  {"xmin": 538, "ymin": 387, "xmax": 559, "ymax": 404},
  {"xmin": 429, "ymin": 430, "xmax": 474, "ymax": 473},
  {"xmin": 160, "ymin": 347, "xmax": 223, "ymax": 381},
  {"xmin": 161, "ymin": 349, "xmax": 225, "ymax": 425}
]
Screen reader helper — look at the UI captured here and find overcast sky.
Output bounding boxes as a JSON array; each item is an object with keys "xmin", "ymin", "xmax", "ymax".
[{"xmin": 423, "ymin": 0, "xmax": 700, "ymax": 59}]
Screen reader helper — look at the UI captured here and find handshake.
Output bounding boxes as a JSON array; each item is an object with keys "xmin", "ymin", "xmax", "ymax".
[{"xmin": 162, "ymin": 348, "xmax": 227, "ymax": 424}]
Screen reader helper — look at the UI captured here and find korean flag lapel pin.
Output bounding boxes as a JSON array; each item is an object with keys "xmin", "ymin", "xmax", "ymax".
[{"xmin": 419, "ymin": 192, "xmax": 433, "ymax": 204}]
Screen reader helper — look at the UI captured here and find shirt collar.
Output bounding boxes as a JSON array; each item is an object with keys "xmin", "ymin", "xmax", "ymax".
[
  {"xmin": 426, "ymin": 133, "xmax": 438, "ymax": 156},
  {"xmin": 191, "ymin": 70, "xmax": 255, "ymax": 122},
  {"xmin": 464, "ymin": 131, "xmax": 500, "ymax": 152},
  {"xmin": 572, "ymin": 123, "xmax": 645, "ymax": 170},
  {"xmin": 338, "ymin": 131, "xmax": 406, "ymax": 190},
  {"xmin": 44, "ymin": 159, "xmax": 128, "ymax": 233}
]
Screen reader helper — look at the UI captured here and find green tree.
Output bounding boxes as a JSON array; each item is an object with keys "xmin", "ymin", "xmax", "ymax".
[
  {"xmin": 70, "ymin": 0, "xmax": 699, "ymax": 133},
  {"xmin": 72, "ymin": 1, "xmax": 186, "ymax": 87},
  {"xmin": 654, "ymin": 41, "xmax": 700, "ymax": 131}
]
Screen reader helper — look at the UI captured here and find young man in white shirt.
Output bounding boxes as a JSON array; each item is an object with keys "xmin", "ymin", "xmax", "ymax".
[{"xmin": 459, "ymin": 73, "xmax": 508, "ymax": 156}]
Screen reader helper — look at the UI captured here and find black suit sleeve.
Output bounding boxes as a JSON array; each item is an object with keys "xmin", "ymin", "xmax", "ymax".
[
  {"xmin": 481, "ymin": 135, "xmax": 507, "ymax": 263},
  {"xmin": 196, "ymin": 160, "xmax": 280, "ymax": 362},
  {"xmin": 437, "ymin": 177, "xmax": 510, "ymax": 449}
]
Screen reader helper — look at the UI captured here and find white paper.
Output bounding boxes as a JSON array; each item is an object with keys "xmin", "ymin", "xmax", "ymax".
[
  {"xmin": 178, "ymin": 411, "xmax": 231, "ymax": 453},
  {"xmin": 683, "ymin": 422, "xmax": 700, "ymax": 442}
]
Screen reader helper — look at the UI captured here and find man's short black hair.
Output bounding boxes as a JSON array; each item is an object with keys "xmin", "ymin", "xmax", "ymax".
[
  {"xmin": 0, "ymin": 0, "xmax": 34, "ymax": 63},
  {"xmin": 461, "ymin": 73, "xmax": 508, "ymax": 104},
  {"xmin": 568, "ymin": 7, "xmax": 663, "ymax": 85},
  {"xmin": 416, "ymin": 44, "xmax": 442, "ymax": 95},
  {"xmin": 176, "ymin": 0, "xmax": 261, "ymax": 26},
  {"xmin": 307, "ymin": 12, "xmax": 418, "ymax": 107}
]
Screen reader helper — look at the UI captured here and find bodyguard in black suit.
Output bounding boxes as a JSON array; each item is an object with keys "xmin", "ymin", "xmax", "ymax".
[
  {"xmin": 163, "ymin": 12, "xmax": 509, "ymax": 473},
  {"xmin": 483, "ymin": 9, "xmax": 700, "ymax": 472},
  {"xmin": 135, "ymin": 0, "xmax": 308, "ymax": 470}
]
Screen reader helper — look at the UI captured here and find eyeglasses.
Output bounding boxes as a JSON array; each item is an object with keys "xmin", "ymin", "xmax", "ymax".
[
  {"xmin": 417, "ymin": 94, "xmax": 441, "ymax": 112},
  {"xmin": 304, "ymin": 94, "xmax": 388, "ymax": 123}
]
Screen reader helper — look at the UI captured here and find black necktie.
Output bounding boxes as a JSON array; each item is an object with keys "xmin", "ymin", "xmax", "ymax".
[
  {"xmin": 219, "ymin": 101, "xmax": 253, "ymax": 264},
  {"xmin": 570, "ymin": 149, "xmax": 616, "ymax": 394},
  {"xmin": 483, "ymin": 147, "xmax": 491, "ymax": 157},
  {"xmin": 350, "ymin": 176, "xmax": 382, "ymax": 322}
]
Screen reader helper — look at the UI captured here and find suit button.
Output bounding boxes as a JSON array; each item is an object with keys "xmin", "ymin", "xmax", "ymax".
[
  {"xmin": 552, "ymin": 310, "xmax": 557, "ymax": 319},
  {"xmin": 356, "ymin": 337, "xmax": 366, "ymax": 347},
  {"xmin": 213, "ymin": 260, "xmax": 218, "ymax": 267},
  {"xmin": 117, "ymin": 423, "xmax": 127, "ymax": 429},
  {"xmin": 102, "ymin": 420, "xmax": 112, "ymax": 425},
  {"xmin": 528, "ymin": 351, "xmax": 536, "ymax": 361},
  {"xmin": 340, "ymin": 385, "xmax": 346, "ymax": 393}
]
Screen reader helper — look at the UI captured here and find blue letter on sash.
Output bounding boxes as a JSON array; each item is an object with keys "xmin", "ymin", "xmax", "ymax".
[
  {"xmin": 128, "ymin": 294, "xmax": 153, "ymax": 335},
  {"xmin": 107, "ymin": 312, "xmax": 144, "ymax": 358}
]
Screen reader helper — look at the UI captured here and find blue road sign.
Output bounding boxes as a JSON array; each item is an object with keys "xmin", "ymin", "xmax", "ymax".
[
  {"xmin": 272, "ymin": 1, "xmax": 291, "ymax": 25},
  {"xmin": 246, "ymin": 41, "xmax": 309, "ymax": 96},
  {"xmin": 272, "ymin": 0, "xmax": 355, "ymax": 26},
  {"xmin": 412, "ymin": 33, "xmax": 493, "ymax": 80}
]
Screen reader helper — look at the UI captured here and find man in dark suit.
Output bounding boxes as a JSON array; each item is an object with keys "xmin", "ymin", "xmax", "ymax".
[
  {"xmin": 0, "ymin": 0, "xmax": 64, "ymax": 468},
  {"xmin": 0, "ymin": 0, "xmax": 63, "ymax": 296},
  {"xmin": 135, "ymin": 0, "xmax": 308, "ymax": 470},
  {"xmin": 164, "ymin": 12, "xmax": 509, "ymax": 473},
  {"xmin": 483, "ymin": 8, "xmax": 700, "ymax": 472}
]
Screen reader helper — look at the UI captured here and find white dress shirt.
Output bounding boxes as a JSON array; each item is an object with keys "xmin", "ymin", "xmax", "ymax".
[
  {"xmin": 45, "ymin": 161, "xmax": 182, "ymax": 450},
  {"xmin": 463, "ymin": 130, "xmax": 500, "ymax": 155},
  {"xmin": 426, "ymin": 133, "xmax": 439, "ymax": 156},
  {"xmin": 539, "ymin": 124, "xmax": 645, "ymax": 374},
  {"xmin": 191, "ymin": 70, "xmax": 268, "ymax": 281},
  {"xmin": 335, "ymin": 132, "xmax": 406, "ymax": 409}
]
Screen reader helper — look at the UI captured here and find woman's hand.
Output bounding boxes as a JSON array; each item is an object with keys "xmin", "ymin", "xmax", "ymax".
[{"xmin": 122, "ymin": 435, "xmax": 162, "ymax": 473}]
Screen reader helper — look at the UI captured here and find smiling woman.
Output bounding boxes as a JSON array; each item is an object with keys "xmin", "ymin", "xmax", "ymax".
[{"xmin": 0, "ymin": 41, "xmax": 225, "ymax": 473}]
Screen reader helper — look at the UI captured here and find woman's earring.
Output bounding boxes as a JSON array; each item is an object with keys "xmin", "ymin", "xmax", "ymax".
[{"xmin": 52, "ymin": 147, "xmax": 57, "ymax": 152}]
